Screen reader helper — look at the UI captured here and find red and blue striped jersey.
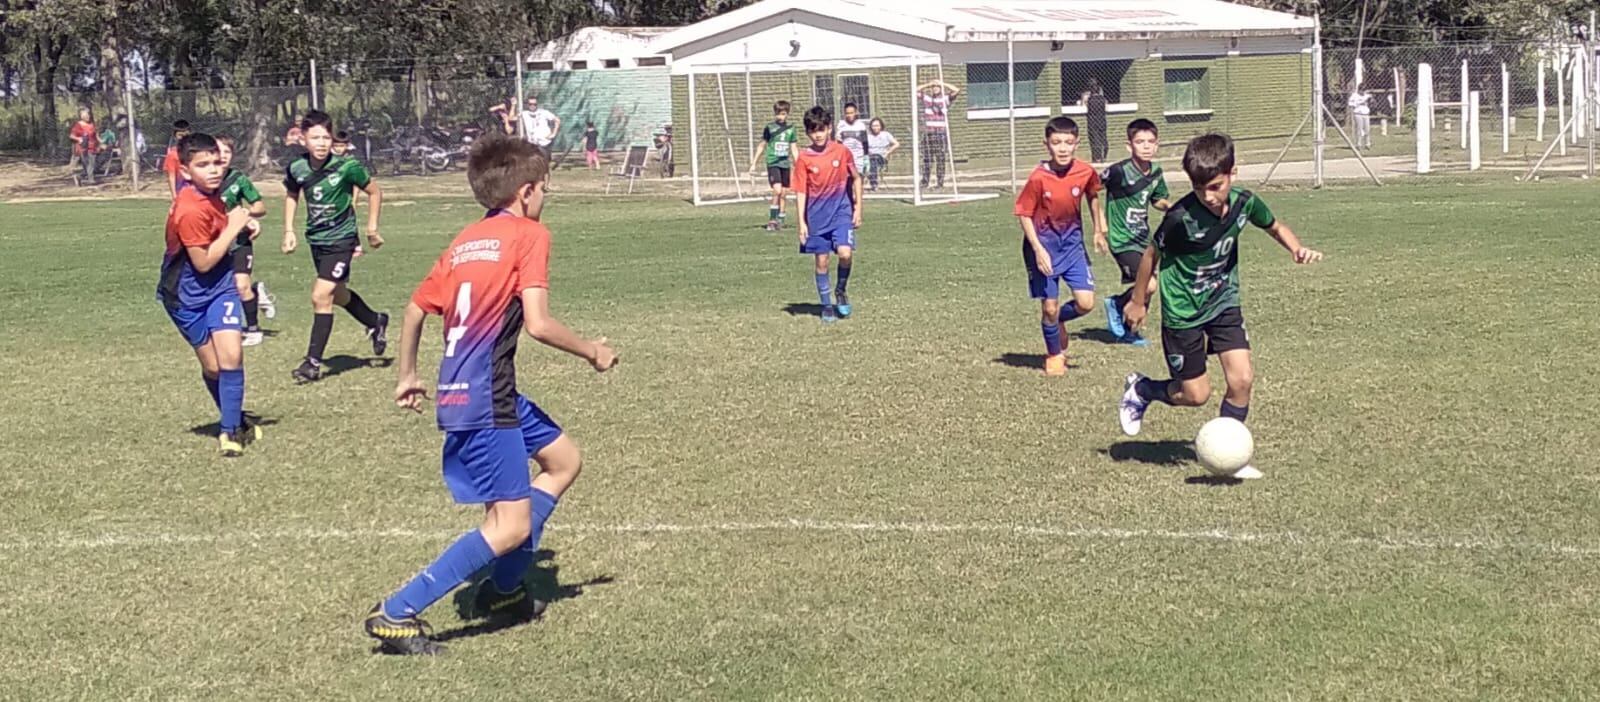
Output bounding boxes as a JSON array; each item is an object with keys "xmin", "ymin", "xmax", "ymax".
[
  {"xmin": 411, "ymin": 211, "xmax": 551, "ymax": 431},
  {"xmin": 1013, "ymin": 160, "xmax": 1102, "ymax": 244},
  {"xmin": 793, "ymin": 141, "xmax": 856, "ymax": 232}
]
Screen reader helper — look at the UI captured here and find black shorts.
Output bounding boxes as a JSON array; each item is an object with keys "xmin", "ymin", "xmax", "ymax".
[
  {"xmin": 1161, "ymin": 307, "xmax": 1250, "ymax": 381},
  {"xmin": 767, "ymin": 166, "xmax": 790, "ymax": 187},
  {"xmin": 311, "ymin": 241, "xmax": 356, "ymax": 283},
  {"xmin": 231, "ymin": 243, "xmax": 255, "ymax": 275},
  {"xmin": 1114, "ymin": 251, "xmax": 1144, "ymax": 285}
]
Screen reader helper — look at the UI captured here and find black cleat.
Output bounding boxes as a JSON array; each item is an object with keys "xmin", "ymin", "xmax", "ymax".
[
  {"xmin": 368, "ymin": 313, "xmax": 390, "ymax": 356},
  {"xmin": 291, "ymin": 358, "xmax": 323, "ymax": 385},
  {"xmin": 364, "ymin": 604, "xmax": 444, "ymax": 656},
  {"xmin": 471, "ymin": 582, "xmax": 548, "ymax": 622}
]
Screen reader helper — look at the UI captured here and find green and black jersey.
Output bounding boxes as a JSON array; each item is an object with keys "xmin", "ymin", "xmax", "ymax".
[
  {"xmin": 1100, "ymin": 158, "xmax": 1170, "ymax": 255},
  {"xmin": 219, "ymin": 168, "xmax": 263, "ymax": 250},
  {"xmin": 761, "ymin": 121, "xmax": 798, "ymax": 168},
  {"xmin": 1154, "ymin": 188, "xmax": 1276, "ymax": 329},
  {"xmin": 283, "ymin": 154, "xmax": 371, "ymax": 246}
]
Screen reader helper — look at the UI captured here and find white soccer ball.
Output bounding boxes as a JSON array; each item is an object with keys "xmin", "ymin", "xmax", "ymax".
[{"xmin": 1195, "ymin": 417, "xmax": 1254, "ymax": 475}]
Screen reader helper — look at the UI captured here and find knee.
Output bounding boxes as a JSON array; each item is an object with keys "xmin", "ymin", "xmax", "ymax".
[
  {"xmin": 1228, "ymin": 371, "xmax": 1255, "ymax": 399},
  {"xmin": 1179, "ymin": 381, "xmax": 1211, "ymax": 406},
  {"xmin": 837, "ymin": 251, "xmax": 853, "ymax": 267},
  {"xmin": 235, "ymin": 278, "xmax": 254, "ymax": 298},
  {"xmin": 1041, "ymin": 301, "xmax": 1060, "ymax": 322}
]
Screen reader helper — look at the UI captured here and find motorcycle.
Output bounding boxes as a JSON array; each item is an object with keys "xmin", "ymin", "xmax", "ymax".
[{"xmin": 385, "ymin": 122, "xmax": 482, "ymax": 174}]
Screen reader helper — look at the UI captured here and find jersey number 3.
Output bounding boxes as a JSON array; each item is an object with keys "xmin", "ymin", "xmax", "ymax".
[{"xmin": 444, "ymin": 282, "xmax": 471, "ymax": 357}]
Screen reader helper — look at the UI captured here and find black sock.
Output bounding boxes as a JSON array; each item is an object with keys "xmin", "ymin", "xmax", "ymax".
[
  {"xmin": 242, "ymin": 296, "xmax": 260, "ymax": 330},
  {"xmin": 1220, "ymin": 401, "xmax": 1249, "ymax": 423},
  {"xmin": 835, "ymin": 262, "xmax": 852, "ymax": 296},
  {"xmin": 306, "ymin": 313, "xmax": 334, "ymax": 363},
  {"xmin": 1136, "ymin": 377, "xmax": 1175, "ymax": 405},
  {"xmin": 340, "ymin": 290, "xmax": 382, "ymax": 328},
  {"xmin": 1113, "ymin": 289, "xmax": 1130, "ymax": 311}
]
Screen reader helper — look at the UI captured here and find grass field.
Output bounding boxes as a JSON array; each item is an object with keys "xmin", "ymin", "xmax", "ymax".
[{"xmin": 2, "ymin": 179, "xmax": 1599, "ymax": 700}]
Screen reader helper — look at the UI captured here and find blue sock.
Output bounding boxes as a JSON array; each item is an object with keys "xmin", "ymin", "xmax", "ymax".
[
  {"xmin": 1221, "ymin": 401, "xmax": 1249, "ymax": 423},
  {"xmin": 384, "ymin": 530, "xmax": 496, "ymax": 619},
  {"xmin": 203, "ymin": 374, "xmax": 220, "ymax": 409},
  {"xmin": 1058, "ymin": 302, "xmax": 1085, "ymax": 323},
  {"xmin": 1042, "ymin": 322, "xmax": 1062, "ymax": 356},
  {"xmin": 489, "ymin": 489, "xmax": 560, "ymax": 592},
  {"xmin": 835, "ymin": 263, "xmax": 852, "ymax": 296},
  {"xmin": 217, "ymin": 368, "xmax": 244, "ymax": 434},
  {"xmin": 815, "ymin": 272, "xmax": 831, "ymax": 308}
]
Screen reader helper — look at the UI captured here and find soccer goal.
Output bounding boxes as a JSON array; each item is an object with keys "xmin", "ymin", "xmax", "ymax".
[{"xmin": 683, "ymin": 55, "xmax": 998, "ymax": 206}]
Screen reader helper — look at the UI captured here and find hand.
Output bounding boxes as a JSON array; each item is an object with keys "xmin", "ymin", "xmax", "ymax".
[
  {"xmin": 1093, "ymin": 234, "xmax": 1110, "ymax": 255},
  {"xmin": 366, "ymin": 228, "xmax": 385, "ymax": 250},
  {"xmin": 798, "ymin": 223, "xmax": 809, "ymax": 246},
  {"xmin": 589, "ymin": 338, "xmax": 618, "ymax": 372},
  {"xmin": 1033, "ymin": 246, "xmax": 1053, "ymax": 277},
  {"xmin": 246, "ymin": 219, "xmax": 262, "ymax": 241},
  {"xmin": 281, "ymin": 230, "xmax": 298, "ymax": 254},
  {"xmin": 851, "ymin": 208, "xmax": 862, "ymax": 229},
  {"xmin": 226, "ymin": 207, "xmax": 253, "ymax": 231},
  {"xmin": 1293, "ymin": 247, "xmax": 1323, "ymax": 264},
  {"xmin": 1123, "ymin": 301, "xmax": 1147, "ymax": 331},
  {"xmin": 395, "ymin": 374, "xmax": 429, "ymax": 412}
]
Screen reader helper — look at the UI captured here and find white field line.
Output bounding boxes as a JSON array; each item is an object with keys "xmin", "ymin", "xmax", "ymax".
[{"xmin": 0, "ymin": 519, "xmax": 1597, "ymax": 557}]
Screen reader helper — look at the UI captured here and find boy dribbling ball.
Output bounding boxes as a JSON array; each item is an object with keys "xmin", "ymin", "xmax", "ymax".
[{"xmin": 1118, "ymin": 133, "xmax": 1323, "ymax": 480}]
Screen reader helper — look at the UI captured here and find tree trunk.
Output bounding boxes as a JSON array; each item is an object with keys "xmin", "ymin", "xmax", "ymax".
[{"xmin": 34, "ymin": 38, "xmax": 64, "ymax": 159}]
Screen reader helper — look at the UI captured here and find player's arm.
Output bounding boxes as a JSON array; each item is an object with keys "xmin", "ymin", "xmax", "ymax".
[
  {"xmin": 748, "ymin": 140, "xmax": 767, "ymax": 172},
  {"xmin": 1123, "ymin": 244, "xmax": 1161, "ymax": 330},
  {"xmin": 792, "ymin": 165, "xmax": 810, "ymax": 241},
  {"xmin": 1264, "ymin": 220, "xmax": 1322, "ymax": 264},
  {"xmin": 281, "ymin": 191, "xmax": 300, "ymax": 254},
  {"xmin": 361, "ymin": 179, "xmax": 384, "ymax": 249},
  {"xmin": 1090, "ymin": 190, "xmax": 1110, "ymax": 254},
  {"xmin": 185, "ymin": 208, "xmax": 254, "ymax": 274},
  {"xmin": 521, "ymin": 287, "xmax": 616, "ymax": 371},
  {"xmin": 167, "ymin": 167, "xmax": 178, "ymax": 199},
  {"xmin": 1017, "ymin": 216, "xmax": 1051, "ymax": 277},
  {"xmin": 394, "ymin": 301, "xmax": 430, "ymax": 412}
]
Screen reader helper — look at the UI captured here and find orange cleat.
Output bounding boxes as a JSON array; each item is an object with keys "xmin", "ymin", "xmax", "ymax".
[{"xmin": 1043, "ymin": 353, "xmax": 1066, "ymax": 376}]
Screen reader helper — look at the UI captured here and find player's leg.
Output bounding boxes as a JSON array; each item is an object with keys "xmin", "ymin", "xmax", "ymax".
[
  {"xmin": 479, "ymin": 396, "xmax": 572, "ymax": 620},
  {"xmin": 1210, "ymin": 310, "xmax": 1259, "ymax": 478},
  {"xmin": 1119, "ymin": 323, "xmax": 1205, "ymax": 435},
  {"xmin": 834, "ymin": 243, "xmax": 855, "ymax": 318},
  {"xmin": 766, "ymin": 173, "xmax": 782, "ymax": 230},
  {"xmin": 191, "ymin": 340, "xmax": 222, "ymax": 411},
  {"xmin": 1059, "ymin": 252, "xmax": 1095, "ymax": 325},
  {"xmin": 1040, "ymin": 296, "xmax": 1065, "ymax": 376},
  {"xmin": 208, "ymin": 295, "xmax": 250, "ymax": 455},
  {"xmin": 234, "ymin": 247, "xmax": 262, "ymax": 346},
  {"xmin": 297, "ymin": 275, "xmax": 340, "ymax": 383},
  {"xmin": 332, "ymin": 281, "xmax": 390, "ymax": 356},
  {"xmin": 814, "ymin": 252, "xmax": 836, "ymax": 322},
  {"xmin": 1106, "ymin": 252, "xmax": 1138, "ymax": 338},
  {"xmin": 776, "ymin": 182, "xmax": 788, "ymax": 228}
]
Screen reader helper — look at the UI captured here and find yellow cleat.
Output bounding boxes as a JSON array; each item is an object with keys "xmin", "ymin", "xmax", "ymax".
[
  {"xmin": 1043, "ymin": 353, "xmax": 1067, "ymax": 377},
  {"xmin": 219, "ymin": 432, "xmax": 245, "ymax": 457}
]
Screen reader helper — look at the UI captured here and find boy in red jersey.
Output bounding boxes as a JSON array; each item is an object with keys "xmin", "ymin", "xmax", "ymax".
[
  {"xmin": 793, "ymin": 106, "xmax": 864, "ymax": 323},
  {"xmin": 364, "ymin": 136, "xmax": 618, "ymax": 656},
  {"xmin": 1014, "ymin": 116, "xmax": 1108, "ymax": 376},
  {"xmin": 158, "ymin": 133, "xmax": 259, "ymax": 456}
]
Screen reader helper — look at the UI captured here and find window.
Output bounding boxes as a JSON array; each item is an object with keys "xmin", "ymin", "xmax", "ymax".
[
  {"xmin": 603, "ymin": 59, "xmax": 621, "ymax": 69},
  {"xmin": 965, "ymin": 62, "xmax": 1043, "ymax": 110},
  {"xmin": 814, "ymin": 74, "xmax": 836, "ymax": 114},
  {"xmin": 839, "ymin": 74, "xmax": 871, "ymax": 117},
  {"xmin": 1164, "ymin": 68, "xmax": 1210, "ymax": 112},
  {"xmin": 637, "ymin": 56, "xmax": 666, "ymax": 67},
  {"xmin": 528, "ymin": 61, "xmax": 555, "ymax": 71},
  {"xmin": 569, "ymin": 60, "xmax": 588, "ymax": 70},
  {"xmin": 1061, "ymin": 60, "xmax": 1131, "ymax": 104}
]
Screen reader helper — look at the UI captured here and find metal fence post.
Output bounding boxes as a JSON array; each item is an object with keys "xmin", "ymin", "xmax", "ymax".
[
  {"xmin": 1007, "ymin": 29, "xmax": 1017, "ymax": 193},
  {"xmin": 310, "ymin": 59, "xmax": 320, "ymax": 110},
  {"xmin": 1312, "ymin": 16, "xmax": 1325, "ymax": 188}
]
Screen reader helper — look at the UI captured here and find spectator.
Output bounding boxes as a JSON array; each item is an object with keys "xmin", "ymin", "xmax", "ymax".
[
  {"xmin": 865, "ymin": 118, "xmax": 899, "ymax": 192},
  {"xmin": 1081, "ymin": 78, "xmax": 1109, "ymax": 162},
  {"xmin": 164, "ymin": 119, "xmax": 192, "ymax": 199},
  {"xmin": 1348, "ymin": 82, "xmax": 1373, "ymax": 150},
  {"xmin": 488, "ymin": 97, "xmax": 517, "ymax": 136},
  {"xmin": 583, "ymin": 121, "xmax": 600, "ymax": 170},
  {"xmin": 519, "ymin": 96, "xmax": 560, "ymax": 157},
  {"xmin": 836, "ymin": 102, "xmax": 870, "ymax": 181},
  {"xmin": 284, "ymin": 114, "xmax": 304, "ymax": 147},
  {"xmin": 916, "ymin": 80, "xmax": 958, "ymax": 190},
  {"xmin": 68, "ymin": 107, "xmax": 100, "ymax": 186}
]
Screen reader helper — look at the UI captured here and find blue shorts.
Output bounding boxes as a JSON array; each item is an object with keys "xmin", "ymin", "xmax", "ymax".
[
  {"xmin": 801, "ymin": 226, "xmax": 855, "ymax": 254},
  {"xmin": 166, "ymin": 293, "xmax": 243, "ymax": 348},
  {"xmin": 1024, "ymin": 241, "xmax": 1095, "ymax": 299},
  {"xmin": 441, "ymin": 395, "xmax": 564, "ymax": 504}
]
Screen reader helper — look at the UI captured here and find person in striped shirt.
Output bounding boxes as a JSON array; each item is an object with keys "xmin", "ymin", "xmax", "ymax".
[{"xmin": 917, "ymin": 80, "xmax": 959, "ymax": 190}]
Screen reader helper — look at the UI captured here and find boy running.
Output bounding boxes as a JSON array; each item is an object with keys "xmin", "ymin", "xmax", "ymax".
[
  {"xmin": 1118, "ymin": 133, "xmax": 1323, "ymax": 480},
  {"xmin": 364, "ymin": 136, "xmax": 618, "ymax": 656},
  {"xmin": 749, "ymin": 100, "xmax": 798, "ymax": 231},
  {"xmin": 158, "ymin": 133, "xmax": 260, "ymax": 456},
  {"xmin": 793, "ymin": 106, "xmax": 863, "ymax": 323},
  {"xmin": 215, "ymin": 136, "xmax": 276, "ymax": 346},
  {"xmin": 1097, "ymin": 119, "xmax": 1171, "ymax": 346},
  {"xmin": 281, "ymin": 110, "xmax": 388, "ymax": 384},
  {"xmin": 1014, "ymin": 116, "xmax": 1108, "ymax": 376}
]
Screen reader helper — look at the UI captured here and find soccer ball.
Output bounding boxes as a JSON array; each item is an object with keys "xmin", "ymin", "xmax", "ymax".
[{"xmin": 1194, "ymin": 418, "xmax": 1253, "ymax": 475}]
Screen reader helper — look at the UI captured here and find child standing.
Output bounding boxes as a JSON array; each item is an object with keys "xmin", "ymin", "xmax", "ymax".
[
  {"xmin": 583, "ymin": 121, "xmax": 600, "ymax": 169},
  {"xmin": 793, "ymin": 106, "xmax": 863, "ymax": 323},
  {"xmin": 749, "ymin": 101, "xmax": 798, "ymax": 231},
  {"xmin": 1014, "ymin": 116, "xmax": 1108, "ymax": 376},
  {"xmin": 1118, "ymin": 133, "xmax": 1323, "ymax": 480},
  {"xmin": 865, "ymin": 118, "xmax": 898, "ymax": 192}
]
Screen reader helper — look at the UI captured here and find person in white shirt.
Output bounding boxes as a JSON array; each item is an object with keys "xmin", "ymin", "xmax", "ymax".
[
  {"xmin": 1347, "ymin": 83, "xmax": 1372, "ymax": 150},
  {"xmin": 519, "ymin": 95, "xmax": 561, "ymax": 156},
  {"xmin": 835, "ymin": 102, "xmax": 870, "ymax": 178},
  {"xmin": 865, "ymin": 118, "xmax": 899, "ymax": 192}
]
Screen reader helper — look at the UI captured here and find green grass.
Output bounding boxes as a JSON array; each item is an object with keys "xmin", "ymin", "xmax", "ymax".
[{"xmin": 1, "ymin": 180, "xmax": 1599, "ymax": 700}]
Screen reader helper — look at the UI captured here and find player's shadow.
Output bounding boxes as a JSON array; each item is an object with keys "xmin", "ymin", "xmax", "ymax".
[
  {"xmin": 425, "ymin": 549, "xmax": 615, "ymax": 645},
  {"xmin": 188, "ymin": 412, "xmax": 279, "ymax": 438},
  {"xmin": 321, "ymin": 354, "xmax": 393, "ymax": 379},
  {"xmin": 1099, "ymin": 440, "xmax": 1196, "ymax": 466},
  {"xmin": 782, "ymin": 303, "xmax": 827, "ymax": 318},
  {"xmin": 992, "ymin": 353, "xmax": 1080, "ymax": 371},
  {"xmin": 1070, "ymin": 328, "xmax": 1125, "ymax": 345}
]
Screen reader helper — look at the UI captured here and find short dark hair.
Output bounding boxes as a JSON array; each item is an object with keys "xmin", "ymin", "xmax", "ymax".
[
  {"xmin": 803, "ymin": 106, "xmax": 832, "ymax": 133},
  {"xmin": 467, "ymin": 136, "xmax": 549, "ymax": 209},
  {"xmin": 177, "ymin": 132, "xmax": 220, "ymax": 165},
  {"xmin": 334, "ymin": 130, "xmax": 350, "ymax": 142},
  {"xmin": 774, "ymin": 100, "xmax": 791, "ymax": 114},
  {"xmin": 302, "ymin": 110, "xmax": 333, "ymax": 133},
  {"xmin": 1126, "ymin": 119, "xmax": 1158, "ymax": 141},
  {"xmin": 173, "ymin": 119, "xmax": 192, "ymax": 133},
  {"xmin": 843, "ymin": 101, "xmax": 857, "ymax": 111},
  {"xmin": 1182, "ymin": 133, "xmax": 1235, "ymax": 184},
  {"xmin": 1044, "ymin": 116, "xmax": 1079, "ymax": 138}
]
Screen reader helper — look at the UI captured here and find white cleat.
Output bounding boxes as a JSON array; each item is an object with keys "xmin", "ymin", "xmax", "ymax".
[
  {"xmin": 1231, "ymin": 465, "xmax": 1264, "ymax": 480},
  {"xmin": 242, "ymin": 330, "xmax": 264, "ymax": 347},
  {"xmin": 255, "ymin": 282, "xmax": 277, "ymax": 319},
  {"xmin": 1119, "ymin": 372, "xmax": 1149, "ymax": 436}
]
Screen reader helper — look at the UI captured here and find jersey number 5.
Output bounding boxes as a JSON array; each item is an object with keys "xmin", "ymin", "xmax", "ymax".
[{"xmin": 444, "ymin": 282, "xmax": 471, "ymax": 357}]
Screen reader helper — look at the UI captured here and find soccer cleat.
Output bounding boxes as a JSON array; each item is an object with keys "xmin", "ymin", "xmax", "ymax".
[
  {"xmin": 242, "ymin": 330, "xmax": 264, "ymax": 347},
  {"xmin": 367, "ymin": 313, "xmax": 390, "ymax": 356},
  {"xmin": 291, "ymin": 358, "xmax": 323, "ymax": 385},
  {"xmin": 1043, "ymin": 353, "xmax": 1067, "ymax": 376},
  {"xmin": 218, "ymin": 432, "xmax": 245, "ymax": 457},
  {"xmin": 764, "ymin": 220, "xmax": 777, "ymax": 232},
  {"xmin": 255, "ymin": 282, "xmax": 277, "ymax": 319},
  {"xmin": 364, "ymin": 604, "xmax": 443, "ymax": 656},
  {"xmin": 1124, "ymin": 331, "xmax": 1150, "ymax": 347},
  {"xmin": 471, "ymin": 582, "xmax": 549, "ymax": 623},
  {"xmin": 1104, "ymin": 299, "xmax": 1127, "ymax": 338},
  {"xmin": 1119, "ymin": 372, "xmax": 1149, "ymax": 436},
  {"xmin": 1232, "ymin": 465, "xmax": 1264, "ymax": 480},
  {"xmin": 820, "ymin": 306, "xmax": 839, "ymax": 324},
  {"xmin": 835, "ymin": 291, "xmax": 852, "ymax": 319}
]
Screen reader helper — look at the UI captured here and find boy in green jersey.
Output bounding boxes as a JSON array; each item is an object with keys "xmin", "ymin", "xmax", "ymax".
[
  {"xmin": 1117, "ymin": 133, "xmax": 1322, "ymax": 480},
  {"xmin": 1096, "ymin": 119, "xmax": 1171, "ymax": 346},
  {"xmin": 281, "ymin": 110, "xmax": 388, "ymax": 384},
  {"xmin": 749, "ymin": 100, "xmax": 798, "ymax": 231},
  {"xmin": 215, "ymin": 136, "xmax": 274, "ymax": 346}
]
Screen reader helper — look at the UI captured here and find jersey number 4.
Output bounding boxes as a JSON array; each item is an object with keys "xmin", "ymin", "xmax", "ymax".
[{"xmin": 444, "ymin": 282, "xmax": 471, "ymax": 357}]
